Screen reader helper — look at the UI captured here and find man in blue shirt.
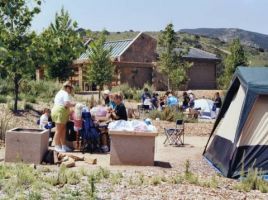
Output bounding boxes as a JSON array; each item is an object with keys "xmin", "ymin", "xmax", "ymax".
[{"xmin": 167, "ymin": 93, "xmax": 179, "ymax": 107}]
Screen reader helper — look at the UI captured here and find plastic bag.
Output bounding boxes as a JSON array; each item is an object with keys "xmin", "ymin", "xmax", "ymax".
[{"xmin": 108, "ymin": 120, "xmax": 156, "ymax": 132}]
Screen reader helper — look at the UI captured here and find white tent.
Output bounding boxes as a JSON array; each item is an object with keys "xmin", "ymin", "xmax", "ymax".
[{"xmin": 194, "ymin": 99, "xmax": 215, "ymax": 119}]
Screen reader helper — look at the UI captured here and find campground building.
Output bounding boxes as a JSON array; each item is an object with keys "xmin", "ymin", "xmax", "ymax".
[{"xmin": 36, "ymin": 32, "xmax": 220, "ymax": 90}]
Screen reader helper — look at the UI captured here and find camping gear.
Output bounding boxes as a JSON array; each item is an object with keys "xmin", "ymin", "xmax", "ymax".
[
  {"xmin": 203, "ymin": 67, "xmax": 268, "ymax": 178},
  {"xmin": 164, "ymin": 119, "xmax": 184, "ymax": 146}
]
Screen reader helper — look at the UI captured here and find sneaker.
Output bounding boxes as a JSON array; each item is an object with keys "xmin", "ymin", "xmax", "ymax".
[
  {"xmin": 54, "ymin": 145, "xmax": 64, "ymax": 152},
  {"xmin": 62, "ymin": 145, "xmax": 73, "ymax": 152}
]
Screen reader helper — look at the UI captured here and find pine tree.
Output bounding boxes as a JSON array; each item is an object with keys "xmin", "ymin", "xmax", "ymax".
[
  {"xmin": 220, "ymin": 39, "xmax": 248, "ymax": 88},
  {"xmin": 157, "ymin": 23, "xmax": 191, "ymax": 90},
  {"xmin": 87, "ymin": 33, "xmax": 114, "ymax": 99}
]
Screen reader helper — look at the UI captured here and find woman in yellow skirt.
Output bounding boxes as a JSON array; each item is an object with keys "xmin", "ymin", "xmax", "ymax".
[{"xmin": 51, "ymin": 81, "xmax": 76, "ymax": 152}]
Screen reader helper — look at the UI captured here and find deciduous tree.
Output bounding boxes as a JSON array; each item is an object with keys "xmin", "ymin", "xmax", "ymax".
[{"xmin": 0, "ymin": 0, "xmax": 41, "ymax": 112}]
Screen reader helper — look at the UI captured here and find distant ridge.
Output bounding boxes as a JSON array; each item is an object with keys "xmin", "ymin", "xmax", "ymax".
[{"xmin": 180, "ymin": 28, "xmax": 268, "ymax": 50}]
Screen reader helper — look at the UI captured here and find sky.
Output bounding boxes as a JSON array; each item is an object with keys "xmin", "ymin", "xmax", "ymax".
[{"xmin": 31, "ymin": 0, "xmax": 268, "ymax": 35}]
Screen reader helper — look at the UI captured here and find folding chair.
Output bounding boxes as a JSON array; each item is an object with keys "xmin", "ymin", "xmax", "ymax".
[{"xmin": 164, "ymin": 119, "xmax": 184, "ymax": 146}]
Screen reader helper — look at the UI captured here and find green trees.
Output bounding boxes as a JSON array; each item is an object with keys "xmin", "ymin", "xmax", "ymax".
[
  {"xmin": 87, "ymin": 33, "xmax": 114, "ymax": 99},
  {"xmin": 220, "ymin": 38, "xmax": 248, "ymax": 88},
  {"xmin": 157, "ymin": 23, "xmax": 191, "ymax": 90},
  {"xmin": 41, "ymin": 8, "xmax": 84, "ymax": 81},
  {"xmin": 0, "ymin": 0, "xmax": 41, "ymax": 112}
]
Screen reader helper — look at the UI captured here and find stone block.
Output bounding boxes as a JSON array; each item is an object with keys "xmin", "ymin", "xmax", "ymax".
[
  {"xmin": 109, "ymin": 130, "xmax": 157, "ymax": 166},
  {"xmin": 5, "ymin": 128, "xmax": 49, "ymax": 164}
]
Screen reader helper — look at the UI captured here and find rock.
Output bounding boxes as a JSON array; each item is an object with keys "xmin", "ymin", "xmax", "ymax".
[
  {"xmin": 84, "ymin": 157, "xmax": 97, "ymax": 164},
  {"xmin": 60, "ymin": 157, "xmax": 75, "ymax": 168}
]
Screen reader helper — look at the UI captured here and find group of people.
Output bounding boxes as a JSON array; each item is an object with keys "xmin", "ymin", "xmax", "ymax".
[
  {"xmin": 39, "ymin": 81, "xmax": 222, "ymax": 153},
  {"xmin": 141, "ymin": 88, "xmax": 196, "ymax": 111},
  {"xmin": 140, "ymin": 88, "xmax": 222, "ymax": 113},
  {"xmin": 39, "ymin": 82, "xmax": 128, "ymax": 153},
  {"xmin": 102, "ymin": 90, "xmax": 128, "ymax": 121}
]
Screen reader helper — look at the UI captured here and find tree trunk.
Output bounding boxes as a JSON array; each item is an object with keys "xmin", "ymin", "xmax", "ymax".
[
  {"xmin": 14, "ymin": 75, "xmax": 20, "ymax": 113},
  {"xmin": 167, "ymin": 78, "xmax": 170, "ymax": 91},
  {"xmin": 98, "ymin": 88, "xmax": 101, "ymax": 105}
]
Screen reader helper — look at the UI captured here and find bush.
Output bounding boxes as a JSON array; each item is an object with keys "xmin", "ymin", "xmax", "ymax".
[
  {"xmin": 20, "ymin": 80, "xmax": 61, "ymax": 102},
  {"xmin": 0, "ymin": 78, "xmax": 13, "ymax": 95},
  {"xmin": 111, "ymin": 84, "xmax": 134, "ymax": 99},
  {"xmin": 24, "ymin": 103, "xmax": 33, "ymax": 111},
  {"xmin": 111, "ymin": 83, "xmax": 155, "ymax": 102},
  {"xmin": 0, "ymin": 95, "xmax": 7, "ymax": 103},
  {"xmin": 0, "ymin": 105, "xmax": 12, "ymax": 140},
  {"xmin": 149, "ymin": 107, "xmax": 184, "ymax": 122},
  {"xmin": 24, "ymin": 95, "xmax": 37, "ymax": 104},
  {"xmin": 235, "ymin": 168, "xmax": 268, "ymax": 193}
]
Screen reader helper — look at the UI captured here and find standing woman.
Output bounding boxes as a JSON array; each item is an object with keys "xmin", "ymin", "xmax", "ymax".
[{"xmin": 51, "ymin": 81, "xmax": 76, "ymax": 152}]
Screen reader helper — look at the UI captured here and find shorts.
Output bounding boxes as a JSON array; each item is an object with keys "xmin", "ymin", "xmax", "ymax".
[{"xmin": 51, "ymin": 105, "xmax": 69, "ymax": 124}]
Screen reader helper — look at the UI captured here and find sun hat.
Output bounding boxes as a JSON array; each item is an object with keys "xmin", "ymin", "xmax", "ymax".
[
  {"xmin": 103, "ymin": 89, "xmax": 110, "ymax": 95},
  {"xmin": 187, "ymin": 90, "xmax": 193, "ymax": 94},
  {"xmin": 62, "ymin": 81, "xmax": 73, "ymax": 89}
]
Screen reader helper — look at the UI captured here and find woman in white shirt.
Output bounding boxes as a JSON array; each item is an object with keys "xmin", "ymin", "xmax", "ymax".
[{"xmin": 51, "ymin": 81, "xmax": 76, "ymax": 152}]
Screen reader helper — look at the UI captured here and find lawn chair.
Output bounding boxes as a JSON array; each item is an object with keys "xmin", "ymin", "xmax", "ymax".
[
  {"xmin": 164, "ymin": 119, "xmax": 184, "ymax": 146},
  {"xmin": 138, "ymin": 104, "xmax": 151, "ymax": 119}
]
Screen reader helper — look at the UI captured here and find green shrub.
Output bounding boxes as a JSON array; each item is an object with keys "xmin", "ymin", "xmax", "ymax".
[
  {"xmin": 24, "ymin": 103, "xmax": 33, "ymax": 111},
  {"xmin": 148, "ymin": 110, "xmax": 162, "ymax": 120},
  {"xmin": 24, "ymin": 95, "xmax": 37, "ymax": 104},
  {"xmin": 0, "ymin": 105, "xmax": 12, "ymax": 140},
  {"xmin": 111, "ymin": 83, "xmax": 154, "ymax": 102},
  {"xmin": 235, "ymin": 168, "xmax": 268, "ymax": 193},
  {"xmin": 0, "ymin": 78, "xmax": 13, "ymax": 95},
  {"xmin": 148, "ymin": 107, "xmax": 184, "ymax": 122},
  {"xmin": 0, "ymin": 95, "xmax": 7, "ymax": 103},
  {"xmin": 20, "ymin": 80, "xmax": 61, "ymax": 101},
  {"xmin": 111, "ymin": 83, "xmax": 134, "ymax": 99}
]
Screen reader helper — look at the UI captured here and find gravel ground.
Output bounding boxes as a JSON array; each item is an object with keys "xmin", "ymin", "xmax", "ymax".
[{"xmin": 1, "ymin": 103, "xmax": 268, "ymax": 199}]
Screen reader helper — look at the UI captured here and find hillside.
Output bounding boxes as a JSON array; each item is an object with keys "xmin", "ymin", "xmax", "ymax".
[
  {"xmin": 77, "ymin": 28, "xmax": 268, "ymax": 66},
  {"xmin": 180, "ymin": 28, "xmax": 268, "ymax": 50}
]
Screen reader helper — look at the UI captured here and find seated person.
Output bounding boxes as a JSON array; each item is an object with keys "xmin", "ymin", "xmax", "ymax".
[
  {"xmin": 69, "ymin": 103, "xmax": 84, "ymax": 149},
  {"xmin": 39, "ymin": 108, "xmax": 53, "ymax": 129},
  {"xmin": 108, "ymin": 93, "xmax": 116, "ymax": 110},
  {"xmin": 141, "ymin": 88, "xmax": 151, "ymax": 104},
  {"xmin": 103, "ymin": 90, "xmax": 110, "ymax": 106},
  {"xmin": 143, "ymin": 96, "xmax": 152, "ymax": 110},
  {"xmin": 110, "ymin": 94, "xmax": 128, "ymax": 121},
  {"xmin": 167, "ymin": 93, "xmax": 179, "ymax": 107},
  {"xmin": 159, "ymin": 96, "xmax": 166, "ymax": 110},
  {"xmin": 187, "ymin": 90, "xmax": 195, "ymax": 108},
  {"xmin": 151, "ymin": 93, "xmax": 159, "ymax": 109},
  {"xmin": 182, "ymin": 91, "xmax": 190, "ymax": 110}
]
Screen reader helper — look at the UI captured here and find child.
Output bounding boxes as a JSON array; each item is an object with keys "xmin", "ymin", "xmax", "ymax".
[
  {"xmin": 70, "ymin": 103, "xmax": 84, "ymax": 149},
  {"xmin": 39, "ymin": 108, "xmax": 51, "ymax": 129}
]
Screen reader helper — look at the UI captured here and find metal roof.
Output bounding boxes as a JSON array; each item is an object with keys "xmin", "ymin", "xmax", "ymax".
[
  {"xmin": 78, "ymin": 39, "xmax": 133, "ymax": 60},
  {"xmin": 183, "ymin": 48, "xmax": 219, "ymax": 60}
]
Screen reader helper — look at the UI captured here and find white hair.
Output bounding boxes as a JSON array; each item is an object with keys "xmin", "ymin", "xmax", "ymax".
[{"xmin": 74, "ymin": 103, "xmax": 84, "ymax": 119}]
